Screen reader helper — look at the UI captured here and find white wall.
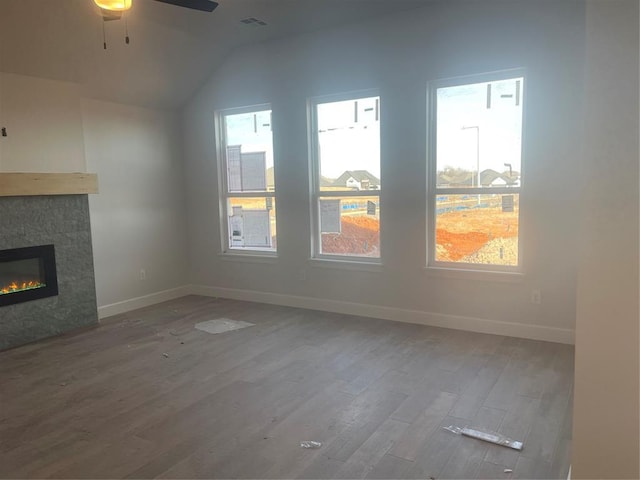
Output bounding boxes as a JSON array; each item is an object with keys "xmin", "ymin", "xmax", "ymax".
[
  {"xmin": 82, "ymin": 99, "xmax": 189, "ymax": 315},
  {"xmin": 182, "ymin": 0, "xmax": 585, "ymax": 343},
  {"xmin": 572, "ymin": 0, "xmax": 639, "ymax": 477},
  {"xmin": 0, "ymin": 70, "xmax": 190, "ymax": 317},
  {"xmin": 0, "ymin": 73, "xmax": 86, "ymax": 172}
]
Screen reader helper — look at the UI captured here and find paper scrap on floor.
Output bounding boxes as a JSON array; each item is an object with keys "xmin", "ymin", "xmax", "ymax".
[
  {"xmin": 195, "ymin": 318, "xmax": 255, "ymax": 335},
  {"xmin": 443, "ymin": 425, "xmax": 523, "ymax": 450}
]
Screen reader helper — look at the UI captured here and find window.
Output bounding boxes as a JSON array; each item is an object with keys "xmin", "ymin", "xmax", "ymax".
[
  {"xmin": 218, "ymin": 106, "xmax": 276, "ymax": 253},
  {"xmin": 310, "ymin": 92, "xmax": 381, "ymax": 261},
  {"xmin": 429, "ymin": 72, "xmax": 524, "ymax": 270}
]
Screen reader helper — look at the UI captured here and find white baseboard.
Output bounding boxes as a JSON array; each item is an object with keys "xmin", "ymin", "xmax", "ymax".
[
  {"xmin": 97, "ymin": 286, "xmax": 192, "ymax": 320},
  {"xmin": 97, "ymin": 284, "xmax": 575, "ymax": 344},
  {"xmin": 191, "ymin": 285, "xmax": 575, "ymax": 344}
]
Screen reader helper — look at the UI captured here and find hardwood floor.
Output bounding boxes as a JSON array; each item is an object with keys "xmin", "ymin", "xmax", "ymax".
[{"xmin": 0, "ymin": 296, "xmax": 574, "ymax": 479}]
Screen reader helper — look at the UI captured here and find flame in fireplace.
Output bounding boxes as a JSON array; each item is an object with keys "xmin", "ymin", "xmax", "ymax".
[{"xmin": 0, "ymin": 280, "xmax": 45, "ymax": 295}]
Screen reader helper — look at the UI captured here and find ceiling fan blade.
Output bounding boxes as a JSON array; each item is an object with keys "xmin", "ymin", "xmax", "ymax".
[{"xmin": 152, "ymin": 0, "xmax": 218, "ymax": 12}]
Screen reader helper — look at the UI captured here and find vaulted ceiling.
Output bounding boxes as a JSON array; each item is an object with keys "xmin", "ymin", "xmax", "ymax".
[{"xmin": 0, "ymin": 0, "xmax": 428, "ymax": 109}]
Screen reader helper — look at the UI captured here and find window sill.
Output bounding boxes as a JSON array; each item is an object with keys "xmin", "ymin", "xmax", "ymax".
[
  {"xmin": 218, "ymin": 252, "xmax": 278, "ymax": 264},
  {"xmin": 424, "ymin": 265, "xmax": 524, "ymax": 283},
  {"xmin": 308, "ymin": 257, "xmax": 383, "ymax": 272}
]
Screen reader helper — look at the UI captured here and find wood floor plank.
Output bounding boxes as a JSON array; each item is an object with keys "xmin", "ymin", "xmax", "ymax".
[
  {"xmin": 476, "ymin": 460, "xmax": 515, "ymax": 479},
  {"xmin": 155, "ymin": 375, "xmax": 347, "ymax": 478},
  {"xmin": 388, "ymin": 391, "xmax": 458, "ymax": 461},
  {"xmin": 549, "ymin": 379, "xmax": 574, "ymax": 480},
  {"xmin": 0, "ymin": 296, "xmax": 574, "ymax": 480},
  {"xmin": 249, "ymin": 388, "xmax": 355, "ymax": 478},
  {"xmin": 365, "ymin": 453, "xmax": 416, "ymax": 479},
  {"xmin": 513, "ymin": 455, "xmax": 552, "ymax": 479},
  {"xmin": 405, "ymin": 414, "xmax": 469, "ymax": 479},
  {"xmin": 334, "ymin": 417, "xmax": 410, "ymax": 479},
  {"xmin": 484, "ymin": 394, "xmax": 540, "ymax": 468},
  {"xmin": 322, "ymin": 387, "xmax": 408, "ymax": 463},
  {"xmin": 389, "ymin": 381, "xmax": 445, "ymax": 424},
  {"xmin": 519, "ymin": 359, "xmax": 572, "ymax": 464},
  {"xmin": 298, "ymin": 456, "xmax": 346, "ymax": 479},
  {"xmin": 483, "ymin": 343, "xmax": 532, "ymax": 411},
  {"xmin": 438, "ymin": 406, "xmax": 506, "ymax": 479},
  {"xmin": 448, "ymin": 353, "xmax": 508, "ymax": 420}
]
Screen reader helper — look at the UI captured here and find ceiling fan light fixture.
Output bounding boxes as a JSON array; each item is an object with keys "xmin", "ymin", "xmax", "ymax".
[{"xmin": 94, "ymin": 0, "xmax": 132, "ymax": 11}]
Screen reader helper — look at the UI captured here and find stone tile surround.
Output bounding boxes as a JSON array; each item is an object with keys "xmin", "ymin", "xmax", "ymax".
[{"xmin": 0, "ymin": 195, "xmax": 98, "ymax": 350}]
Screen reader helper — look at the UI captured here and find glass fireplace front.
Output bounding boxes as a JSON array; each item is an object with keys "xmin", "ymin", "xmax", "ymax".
[{"xmin": 0, "ymin": 245, "xmax": 58, "ymax": 307}]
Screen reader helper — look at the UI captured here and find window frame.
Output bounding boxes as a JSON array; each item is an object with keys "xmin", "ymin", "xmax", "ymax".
[
  {"xmin": 427, "ymin": 69, "xmax": 526, "ymax": 273},
  {"xmin": 308, "ymin": 90, "xmax": 382, "ymax": 264},
  {"xmin": 216, "ymin": 103, "xmax": 277, "ymax": 256}
]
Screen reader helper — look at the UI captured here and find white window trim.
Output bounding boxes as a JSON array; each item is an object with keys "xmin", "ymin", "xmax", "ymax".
[
  {"xmin": 217, "ymin": 252, "xmax": 279, "ymax": 264},
  {"xmin": 216, "ymin": 103, "xmax": 278, "ymax": 257},
  {"xmin": 308, "ymin": 89, "xmax": 382, "ymax": 265},
  {"xmin": 427, "ymin": 69, "xmax": 526, "ymax": 273},
  {"xmin": 424, "ymin": 265, "xmax": 524, "ymax": 283},
  {"xmin": 307, "ymin": 257, "xmax": 384, "ymax": 273}
]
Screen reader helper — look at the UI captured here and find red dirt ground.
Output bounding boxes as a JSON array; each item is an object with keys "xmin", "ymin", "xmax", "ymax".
[
  {"xmin": 436, "ymin": 206, "xmax": 518, "ymax": 261},
  {"xmin": 321, "ymin": 206, "xmax": 518, "ymax": 260},
  {"xmin": 321, "ymin": 216, "xmax": 380, "ymax": 256},
  {"xmin": 436, "ymin": 229, "xmax": 490, "ymax": 261}
]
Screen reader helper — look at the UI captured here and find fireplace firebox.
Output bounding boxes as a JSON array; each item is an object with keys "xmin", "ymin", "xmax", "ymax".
[{"xmin": 0, "ymin": 245, "xmax": 58, "ymax": 307}]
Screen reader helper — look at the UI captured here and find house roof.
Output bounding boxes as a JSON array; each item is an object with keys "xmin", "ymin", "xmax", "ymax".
[
  {"xmin": 266, "ymin": 169, "xmax": 337, "ymax": 189},
  {"xmin": 480, "ymin": 169, "xmax": 505, "ymax": 186},
  {"xmin": 320, "ymin": 176, "xmax": 334, "ymax": 188},
  {"xmin": 333, "ymin": 170, "xmax": 381, "ymax": 187},
  {"xmin": 438, "ymin": 170, "xmax": 473, "ymax": 186},
  {"xmin": 437, "ymin": 168, "xmax": 520, "ymax": 187}
]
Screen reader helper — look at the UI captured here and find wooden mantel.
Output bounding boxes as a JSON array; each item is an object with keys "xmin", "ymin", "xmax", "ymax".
[{"xmin": 0, "ymin": 173, "xmax": 98, "ymax": 197}]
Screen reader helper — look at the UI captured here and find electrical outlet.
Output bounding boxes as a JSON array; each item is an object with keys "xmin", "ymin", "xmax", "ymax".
[
  {"xmin": 531, "ymin": 289, "xmax": 541, "ymax": 304},
  {"xmin": 140, "ymin": 268, "xmax": 146, "ymax": 281}
]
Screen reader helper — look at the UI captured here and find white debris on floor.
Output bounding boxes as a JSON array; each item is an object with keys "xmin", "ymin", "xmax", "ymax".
[{"xmin": 194, "ymin": 318, "xmax": 255, "ymax": 335}]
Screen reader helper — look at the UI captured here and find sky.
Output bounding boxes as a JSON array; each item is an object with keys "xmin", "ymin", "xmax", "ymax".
[
  {"xmin": 224, "ymin": 98, "xmax": 381, "ymax": 181},
  {"xmin": 223, "ymin": 78, "xmax": 523, "ymax": 186},
  {"xmin": 225, "ymin": 110, "xmax": 274, "ymax": 169},
  {"xmin": 437, "ymin": 77, "xmax": 524, "ymax": 174},
  {"xmin": 316, "ymin": 96, "xmax": 380, "ymax": 179}
]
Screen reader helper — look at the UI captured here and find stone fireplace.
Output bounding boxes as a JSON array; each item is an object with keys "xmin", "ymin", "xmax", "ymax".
[{"xmin": 0, "ymin": 194, "xmax": 98, "ymax": 350}]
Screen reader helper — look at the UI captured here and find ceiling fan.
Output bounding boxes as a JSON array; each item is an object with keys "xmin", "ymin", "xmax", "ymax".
[
  {"xmin": 95, "ymin": 0, "xmax": 218, "ymax": 48},
  {"xmin": 94, "ymin": 0, "xmax": 218, "ymax": 20}
]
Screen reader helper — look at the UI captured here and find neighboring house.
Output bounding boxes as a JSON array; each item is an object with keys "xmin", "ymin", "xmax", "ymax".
[
  {"xmin": 501, "ymin": 170, "xmax": 521, "ymax": 187},
  {"xmin": 437, "ymin": 168, "xmax": 520, "ymax": 187},
  {"xmin": 269, "ymin": 169, "xmax": 335, "ymax": 190},
  {"xmin": 437, "ymin": 169, "xmax": 474, "ymax": 187},
  {"xmin": 333, "ymin": 170, "xmax": 381, "ymax": 190},
  {"xmin": 481, "ymin": 169, "xmax": 521, "ymax": 187},
  {"xmin": 480, "ymin": 169, "xmax": 506, "ymax": 186},
  {"xmin": 320, "ymin": 176, "xmax": 334, "ymax": 188}
]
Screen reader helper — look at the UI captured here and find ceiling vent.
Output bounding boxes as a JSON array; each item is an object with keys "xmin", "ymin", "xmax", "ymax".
[{"xmin": 240, "ymin": 17, "xmax": 268, "ymax": 26}]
